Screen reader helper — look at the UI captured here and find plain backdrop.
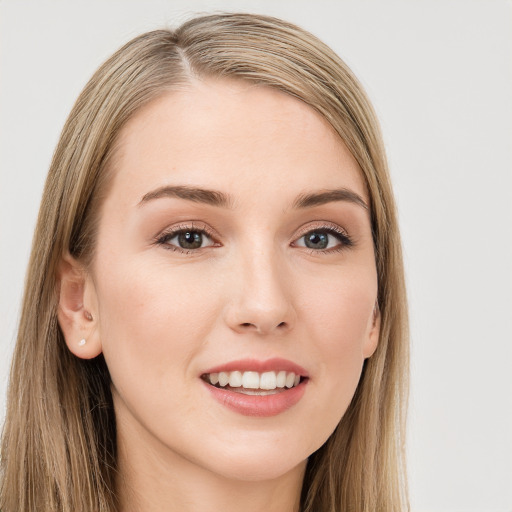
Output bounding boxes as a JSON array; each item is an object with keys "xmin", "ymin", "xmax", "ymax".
[{"xmin": 0, "ymin": 1, "xmax": 511, "ymax": 511}]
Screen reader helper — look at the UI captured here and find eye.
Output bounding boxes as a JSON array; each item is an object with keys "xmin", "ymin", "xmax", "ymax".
[
  {"xmin": 294, "ymin": 226, "xmax": 353, "ymax": 252},
  {"xmin": 156, "ymin": 224, "xmax": 217, "ymax": 252}
]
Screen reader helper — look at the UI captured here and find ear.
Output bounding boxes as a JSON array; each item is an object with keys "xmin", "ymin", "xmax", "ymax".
[
  {"xmin": 363, "ymin": 301, "xmax": 381, "ymax": 359},
  {"xmin": 56, "ymin": 252, "xmax": 102, "ymax": 359}
]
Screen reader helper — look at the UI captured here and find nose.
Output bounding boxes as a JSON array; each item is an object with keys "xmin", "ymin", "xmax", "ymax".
[{"xmin": 223, "ymin": 248, "xmax": 296, "ymax": 336}]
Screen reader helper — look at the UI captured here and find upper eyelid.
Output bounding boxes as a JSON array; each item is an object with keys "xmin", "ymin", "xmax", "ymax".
[
  {"xmin": 157, "ymin": 222, "xmax": 217, "ymax": 239},
  {"xmin": 157, "ymin": 220, "xmax": 348, "ymax": 238},
  {"xmin": 294, "ymin": 221, "xmax": 348, "ymax": 235}
]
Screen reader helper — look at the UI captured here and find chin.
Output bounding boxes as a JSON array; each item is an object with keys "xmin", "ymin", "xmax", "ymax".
[
  {"xmin": 206, "ymin": 452, "xmax": 307, "ymax": 483},
  {"xmin": 187, "ymin": 430, "xmax": 318, "ymax": 483}
]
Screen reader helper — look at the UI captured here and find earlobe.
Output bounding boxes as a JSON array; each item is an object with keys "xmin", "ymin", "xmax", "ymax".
[
  {"xmin": 363, "ymin": 302, "xmax": 381, "ymax": 359},
  {"xmin": 56, "ymin": 253, "xmax": 102, "ymax": 359}
]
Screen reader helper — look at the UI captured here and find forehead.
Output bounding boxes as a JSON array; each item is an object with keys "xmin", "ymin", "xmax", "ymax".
[{"xmin": 109, "ymin": 78, "xmax": 367, "ymax": 207}]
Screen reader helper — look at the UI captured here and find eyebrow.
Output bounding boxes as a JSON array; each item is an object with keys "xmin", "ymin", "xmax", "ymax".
[
  {"xmin": 138, "ymin": 185, "xmax": 368, "ymax": 211},
  {"xmin": 138, "ymin": 185, "xmax": 233, "ymax": 208},
  {"xmin": 292, "ymin": 189, "xmax": 368, "ymax": 210}
]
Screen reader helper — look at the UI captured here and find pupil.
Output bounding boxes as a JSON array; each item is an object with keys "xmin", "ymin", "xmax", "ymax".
[
  {"xmin": 178, "ymin": 231, "xmax": 202, "ymax": 249},
  {"xmin": 305, "ymin": 231, "xmax": 328, "ymax": 249}
]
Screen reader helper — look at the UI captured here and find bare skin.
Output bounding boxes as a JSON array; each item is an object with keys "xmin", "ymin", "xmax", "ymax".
[{"xmin": 58, "ymin": 78, "xmax": 379, "ymax": 512}]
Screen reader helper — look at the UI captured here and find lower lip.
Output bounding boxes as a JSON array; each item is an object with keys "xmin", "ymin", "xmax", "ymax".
[{"xmin": 202, "ymin": 379, "xmax": 308, "ymax": 417}]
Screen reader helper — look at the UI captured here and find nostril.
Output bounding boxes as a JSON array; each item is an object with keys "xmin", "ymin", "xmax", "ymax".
[{"xmin": 235, "ymin": 320, "xmax": 290, "ymax": 334}]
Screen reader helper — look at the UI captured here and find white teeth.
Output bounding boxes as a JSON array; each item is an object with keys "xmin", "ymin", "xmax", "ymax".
[
  {"xmin": 218, "ymin": 372, "xmax": 229, "ymax": 387},
  {"xmin": 206, "ymin": 370, "xmax": 301, "ymax": 391},
  {"xmin": 242, "ymin": 371, "xmax": 260, "ymax": 389},
  {"xmin": 229, "ymin": 371, "xmax": 243, "ymax": 387},
  {"xmin": 276, "ymin": 370, "xmax": 287, "ymax": 388},
  {"xmin": 260, "ymin": 371, "xmax": 277, "ymax": 390}
]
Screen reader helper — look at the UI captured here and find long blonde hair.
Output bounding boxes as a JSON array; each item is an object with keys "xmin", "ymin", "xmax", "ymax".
[{"xmin": 1, "ymin": 12, "xmax": 409, "ymax": 512}]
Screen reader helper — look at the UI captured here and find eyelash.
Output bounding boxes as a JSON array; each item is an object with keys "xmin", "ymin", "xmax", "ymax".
[
  {"xmin": 154, "ymin": 222, "xmax": 354, "ymax": 255},
  {"xmin": 154, "ymin": 222, "xmax": 218, "ymax": 254},
  {"xmin": 293, "ymin": 223, "xmax": 354, "ymax": 255}
]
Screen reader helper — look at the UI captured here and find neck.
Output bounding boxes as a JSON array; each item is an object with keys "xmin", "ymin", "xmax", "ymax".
[{"xmin": 116, "ymin": 418, "xmax": 306, "ymax": 512}]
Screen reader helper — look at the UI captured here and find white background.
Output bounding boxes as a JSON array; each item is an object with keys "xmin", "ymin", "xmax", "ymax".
[{"xmin": 0, "ymin": 1, "xmax": 510, "ymax": 511}]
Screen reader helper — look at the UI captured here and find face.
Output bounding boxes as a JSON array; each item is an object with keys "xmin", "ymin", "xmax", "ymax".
[{"xmin": 85, "ymin": 78, "xmax": 379, "ymax": 481}]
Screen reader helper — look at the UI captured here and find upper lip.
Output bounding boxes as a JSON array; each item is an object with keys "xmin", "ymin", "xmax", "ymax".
[{"xmin": 202, "ymin": 358, "xmax": 309, "ymax": 377}]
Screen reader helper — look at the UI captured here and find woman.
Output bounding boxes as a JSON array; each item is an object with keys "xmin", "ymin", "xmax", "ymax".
[{"xmin": 0, "ymin": 12, "xmax": 409, "ymax": 512}]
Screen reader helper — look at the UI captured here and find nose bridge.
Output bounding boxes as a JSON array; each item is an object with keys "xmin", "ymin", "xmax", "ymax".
[{"xmin": 225, "ymin": 240, "xmax": 295, "ymax": 335}]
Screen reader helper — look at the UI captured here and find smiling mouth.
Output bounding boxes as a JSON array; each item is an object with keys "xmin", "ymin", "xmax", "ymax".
[{"xmin": 201, "ymin": 370, "xmax": 305, "ymax": 395}]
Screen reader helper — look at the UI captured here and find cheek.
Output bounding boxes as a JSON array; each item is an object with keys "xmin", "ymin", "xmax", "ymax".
[
  {"xmin": 302, "ymin": 266, "xmax": 376, "ymax": 358},
  {"xmin": 298, "ymin": 269, "xmax": 376, "ymax": 441},
  {"xmin": 95, "ymin": 256, "xmax": 219, "ymax": 398}
]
